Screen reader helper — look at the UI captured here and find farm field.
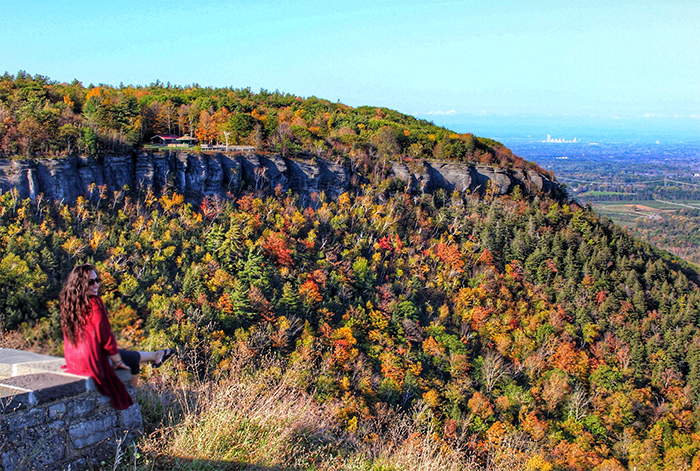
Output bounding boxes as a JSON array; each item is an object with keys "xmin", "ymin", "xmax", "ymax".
[
  {"xmin": 589, "ymin": 199, "xmax": 700, "ymax": 228},
  {"xmin": 587, "ymin": 199, "xmax": 700, "ymax": 266}
]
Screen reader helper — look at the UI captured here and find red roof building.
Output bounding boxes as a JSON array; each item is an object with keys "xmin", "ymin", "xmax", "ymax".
[{"xmin": 150, "ymin": 134, "xmax": 181, "ymax": 145}]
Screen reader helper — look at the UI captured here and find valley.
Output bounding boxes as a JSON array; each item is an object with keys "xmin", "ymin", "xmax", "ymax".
[{"xmin": 451, "ymin": 128, "xmax": 700, "ymax": 267}]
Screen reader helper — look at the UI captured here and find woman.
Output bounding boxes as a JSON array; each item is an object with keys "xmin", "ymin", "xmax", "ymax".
[{"xmin": 60, "ymin": 264, "xmax": 174, "ymax": 410}]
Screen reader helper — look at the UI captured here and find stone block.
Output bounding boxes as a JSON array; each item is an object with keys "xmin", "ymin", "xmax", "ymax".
[
  {"xmin": 120, "ymin": 402, "xmax": 143, "ymax": 431},
  {"xmin": 67, "ymin": 395, "xmax": 97, "ymax": 418},
  {"xmin": 69, "ymin": 414, "xmax": 118, "ymax": 449},
  {"xmin": 85, "ymin": 376, "xmax": 98, "ymax": 392},
  {"xmin": 0, "ymin": 348, "xmax": 61, "ymax": 378},
  {"xmin": 47, "ymin": 418, "xmax": 65, "ymax": 432},
  {"xmin": 98, "ymin": 394, "xmax": 112, "ymax": 406},
  {"xmin": 48, "ymin": 402, "xmax": 66, "ymax": 419},
  {"xmin": 115, "ymin": 368, "xmax": 132, "ymax": 383},
  {"xmin": 0, "ymin": 373, "xmax": 86, "ymax": 405},
  {"xmin": 4, "ymin": 407, "xmax": 47, "ymax": 432},
  {"xmin": 0, "ymin": 384, "xmax": 28, "ymax": 400},
  {"xmin": 2, "ymin": 450, "xmax": 22, "ymax": 471},
  {"xmin": 85, "ymin": 374, "xmax": 131, "ymax": 393}
]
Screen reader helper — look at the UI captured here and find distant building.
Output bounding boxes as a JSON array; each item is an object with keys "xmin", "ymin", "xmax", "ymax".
[
  {"xmin": 175, "ymin": 135, "xmax": 198, "ymax": 146},
  {"xmin": 150, "ymin": 134, "xmax": 180, "ymax": 145},
  {"xmin": 543, "ymin": 135, "xmax": 579, "ymax": 143},
  {"xmin": 150, "ymin": 134, "xmax": 199, "ymax": 147}
]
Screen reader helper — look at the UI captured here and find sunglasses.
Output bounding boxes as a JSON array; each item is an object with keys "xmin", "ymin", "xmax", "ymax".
[{"xmin": 88, "ymin": 277, "xmax": 101, "ymax": 286}]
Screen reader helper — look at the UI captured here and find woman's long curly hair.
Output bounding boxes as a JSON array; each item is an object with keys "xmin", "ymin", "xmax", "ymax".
[{"xmin": 59, "ymin": 264, "xmax": 95, "ymax": 345}]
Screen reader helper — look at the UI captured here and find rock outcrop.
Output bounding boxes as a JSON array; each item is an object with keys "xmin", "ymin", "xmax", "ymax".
[
  {"xmin": 0, "ymin": 151, "xmax": 561, "ymax": 204},
  {"xmin": 390, "ymin": 161, "xmax": 559, "ymax": 196}
]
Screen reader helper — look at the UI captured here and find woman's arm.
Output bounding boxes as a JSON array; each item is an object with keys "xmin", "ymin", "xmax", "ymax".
[
  {"xmin": 92, "ymin": 299, "xmax": 130, "ymax": 370},
  {"xmin": 109, "ymin": 353, "xmax": 127, "ymax": 369},
  {"xmin": 92, "ymin": 298, "xmax": 120, "ymax": 352}
]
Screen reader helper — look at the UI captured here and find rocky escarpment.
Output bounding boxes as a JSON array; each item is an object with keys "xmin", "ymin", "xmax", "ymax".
[
  {"xmin": 391, "ymin": 160, "xmax": 560, "ymax": 197},
  {"xmin": 0, "ymin": 152, "xmax": 562, "ymax": 203}
]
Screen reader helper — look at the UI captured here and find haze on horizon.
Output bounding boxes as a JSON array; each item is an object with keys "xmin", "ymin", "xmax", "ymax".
[{"xmin": 1, "ymin": 0, "xmax": 698, "ymax": 134}]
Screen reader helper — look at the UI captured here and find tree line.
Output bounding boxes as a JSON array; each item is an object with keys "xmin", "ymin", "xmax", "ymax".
[{"xmin": 0, "ymin": 72, "xmax": 547, "ymax": 177}]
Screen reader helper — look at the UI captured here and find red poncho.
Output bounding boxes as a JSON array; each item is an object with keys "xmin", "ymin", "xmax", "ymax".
[{"xmin": 62, "ymin": 296, "xmax": 134, "ymax": 410}]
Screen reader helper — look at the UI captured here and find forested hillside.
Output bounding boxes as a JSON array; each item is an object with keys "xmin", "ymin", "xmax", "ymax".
[
  {"xmin": 0, "ymin": 72, "xmax": 543, "ymax": 176},
  {"xmin": 3, "ymin": 186, "xmax": 700, "ymax": 469},
  {"xmin": 2, "ymin": 73, "xmax": 700, "ymax": 470}
]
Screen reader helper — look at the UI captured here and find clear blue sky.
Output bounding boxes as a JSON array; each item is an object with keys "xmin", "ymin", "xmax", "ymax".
[{"xmin": 1, "ymin": 0, "xmax": 698, "ymax": 126}]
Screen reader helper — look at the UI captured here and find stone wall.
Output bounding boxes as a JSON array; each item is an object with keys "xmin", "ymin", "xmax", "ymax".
[{"xmin": 0, "ymin": 349, "xmax": 143, "ymax": 471}]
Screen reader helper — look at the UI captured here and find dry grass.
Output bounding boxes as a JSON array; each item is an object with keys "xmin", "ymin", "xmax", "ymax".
[
  {"xmin": 0, "ymin": 318, "xmax": 62, "ymax": 355},
  {"xmin": 105, "ymin": 352, "xmax": 542, "ymax": 471},
  {"xmin": 153, "ymin": 368, "xmax": 343, "ymax": 469},
  {"xmin": 0, "ymin": 329, "xmax": 29, "ymax": 349},
  {"xmin": 1, "ymin": 332, "xmax": 543, "ymax": 470}
]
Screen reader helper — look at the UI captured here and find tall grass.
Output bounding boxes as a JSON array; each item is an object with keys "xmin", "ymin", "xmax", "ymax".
[{"xmin": 105, "ymin": 352, "xmax": 541, "ymax": 471}]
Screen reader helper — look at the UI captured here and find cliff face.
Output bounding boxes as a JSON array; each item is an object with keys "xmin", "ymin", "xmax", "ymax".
[
  {"xmin": 0, "ymin": 152, "xmax": 561, "ymax": 203},
  {"xmin": 391, "ymin": 160, "xmax": 559, "ymax": 197}
]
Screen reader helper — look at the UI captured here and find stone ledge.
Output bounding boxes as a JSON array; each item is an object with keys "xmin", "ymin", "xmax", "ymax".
[
  {"xmin": 12, "ymin": 359, "xmax": 66, "ymax": 376},
  {"xmin": 0, "ymin": 348, "xmax": 63, "ymax": 378},
  {"xmin": 0, "ymin": 372, "xmax": 88, "ymax": 408},
  {"xmin": 0, "ymin": 348, "xmax": 132, "ymax": 409},
  {"xmin": 0, "ymin": 384, "xmax": 30, "ymax": 399}
]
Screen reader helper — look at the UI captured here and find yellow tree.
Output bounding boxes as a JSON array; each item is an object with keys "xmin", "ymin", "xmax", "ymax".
[
  {"xmin": 157, "ymin": 100, "xmax": 177, "ymax": 134},
  {"xmin": 196, "ymin": 110, "xmax": 217, "ymax": 145}
]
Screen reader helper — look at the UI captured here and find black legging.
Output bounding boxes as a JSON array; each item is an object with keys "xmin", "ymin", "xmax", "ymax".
[{"xmin": 119, "ymin": 349, "xmax": 141, "ymax": 375}]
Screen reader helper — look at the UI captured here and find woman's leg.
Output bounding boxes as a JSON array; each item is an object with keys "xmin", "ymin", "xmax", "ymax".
[
  {"xmin": 118, "ymin": 349, "xmax": 141, "ymax": 387},
  {"xmin": 137, "ymin": 351, "xmax": 163, "ymax": 363},
  {"xmin": 139, "ymin": 349, "xmax": 174, "ymax": 367},
  {"xmin": 119, "ymin": 349, "xmax": 174, "ymax": 387}
]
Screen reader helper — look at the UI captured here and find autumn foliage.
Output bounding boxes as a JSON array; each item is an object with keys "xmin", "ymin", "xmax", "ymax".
[
  {"xmin": 0, "ymin": 72, "xmax": 546, "ymax": 175},
  {"xmin": 1, "ymin": 73, "xmax": 700, "ymax": 470}
]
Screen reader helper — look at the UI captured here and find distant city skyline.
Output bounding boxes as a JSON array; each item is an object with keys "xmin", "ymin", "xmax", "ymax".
[
  {"xmin": 544, "ymin": 135, "xmax": 579, "ymax": 144},
  {"xmin": 1, "ymin": 0, "xmax": 698, "ymax": 131}
]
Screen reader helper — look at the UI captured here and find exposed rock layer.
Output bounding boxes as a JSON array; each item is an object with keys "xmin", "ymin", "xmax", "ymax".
[{"xmin": 0, "ymin": 152, "xmax": 561, "ymax": 203}]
